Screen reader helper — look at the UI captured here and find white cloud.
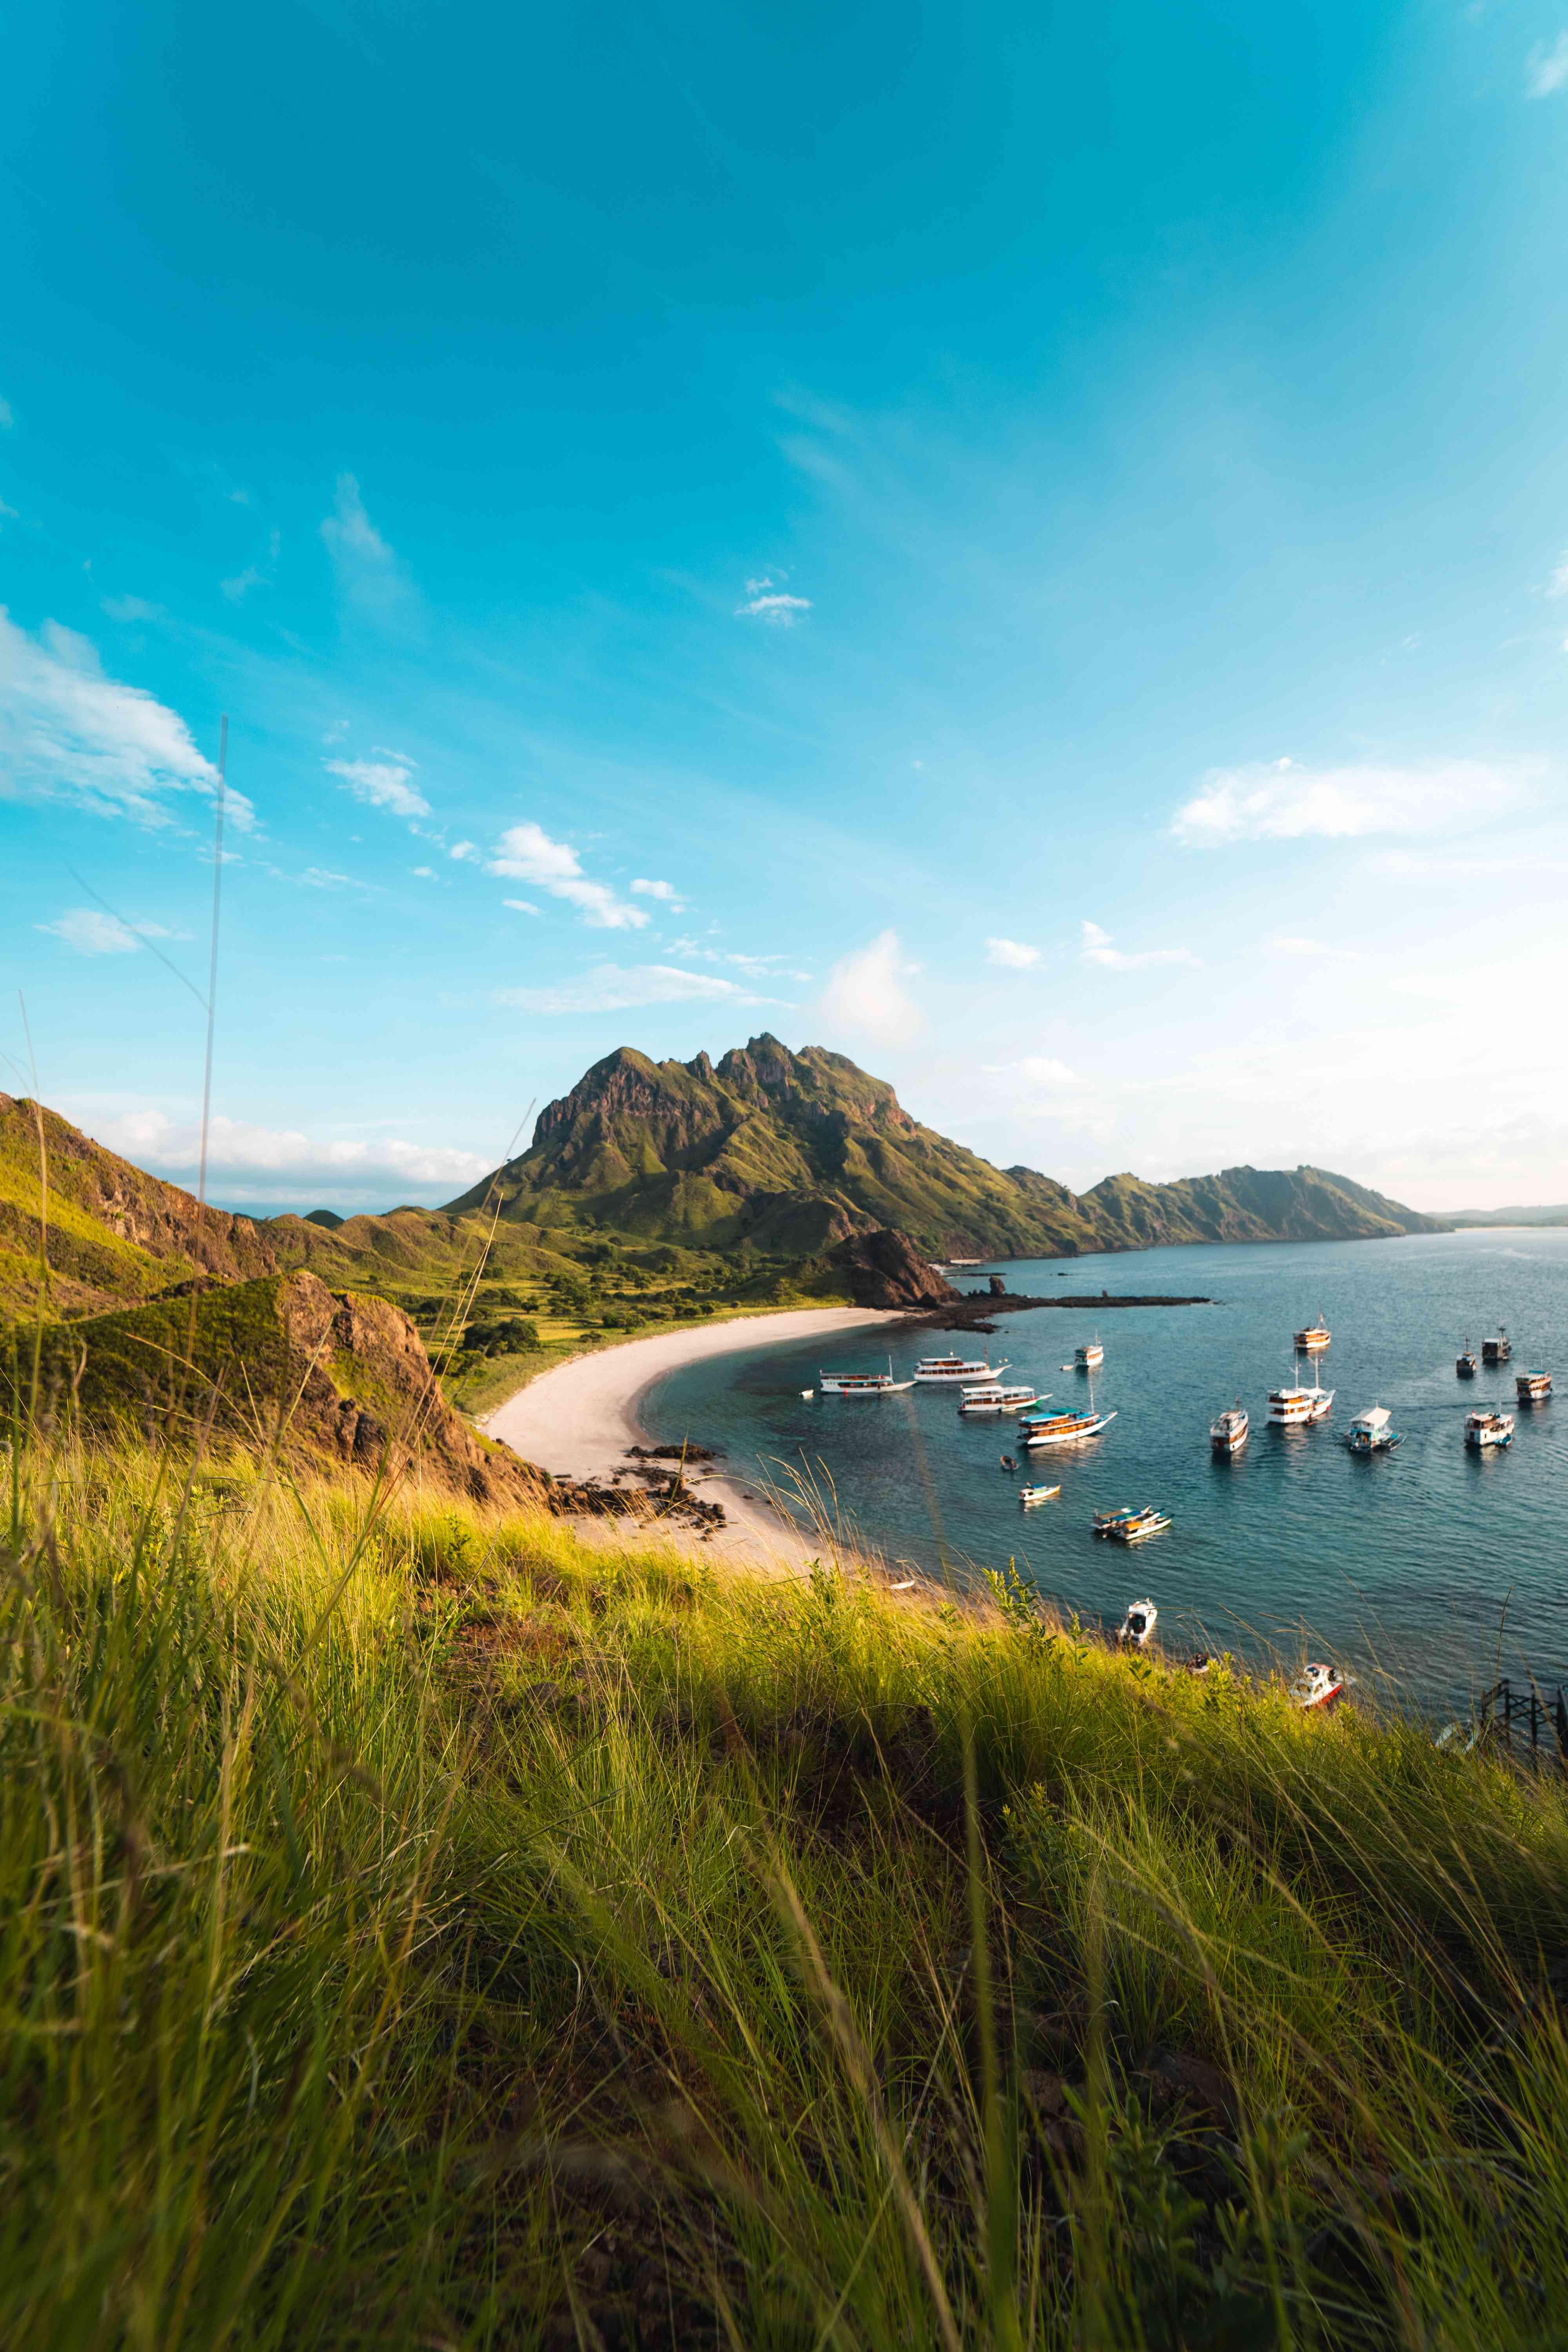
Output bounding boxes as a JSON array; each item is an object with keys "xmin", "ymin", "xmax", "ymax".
[
  {"xmin": 737, "ymin": 573, "xmax": 812, "ymax": 626},
  {"xmin": 1526, "ymin": 32, "xmax": 1568, "ymax": 95},
  {"xmin": 1081, "ymin": 920, "xmax": 1200, "ymax": 971},
  {"xmin": 983, "ymin": 1055, "xmax": 1081, "ymax": 1086},
  {"xmin": 818, "ymin": 930, "xmax": 921, "ymax": 1044},
  {"xmin": 411, "ymin": 866, "xmax": 435, "ymax": 879},
  {"xmin": 319, "ymin": 473, "xmax": 410, "ymax": 616},
  {"xmin": 986, "ymin": 937, "xmax": 1041, "ymax": 969},
  {"xmin": 298, "ymin": 867, "xmax": 354, "ymax": 889},
  {"xmin": 632, "ymin": 876, "xmax": 686, "ymax": 908},
  {"xmin": 494, "ymin": 964, "xmax": 769, "ymax": 1014},
  {"xmin": 221, "ymin": 567, "xmax": 265, "ymax": 602},
  {"xmin": 486, "ymin": 821, "xmax": 648, "ymax": 930},
  {"xmin": 0, "ymin": 607, "xmax": 248, "ymax": 829},
  {"xmin": 82, "ymin": 1107, "xmax": 490, "ymax": 1209},
  {"xmin": 36, "ymin": 908, "xmax": 143, "ymax": 955},
  {"xmin": 1172, "ymin": 757, "xmax": 1524, "ymax": 845},
  {"xmin": 325, "ymin": 755, "xmax": 430, "ymax": 820},
  {"xmin": 504, "ymin": 898, "xmax": 541, "ymax": 915},
  {"xmin": 448, "ymin": 839, "xmax": 479, "ymax": 861}
]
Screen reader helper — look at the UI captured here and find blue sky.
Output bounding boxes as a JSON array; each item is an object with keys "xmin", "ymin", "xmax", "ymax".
[{"xmin": 4, "ymin": 0, "xmax": 1568, "ymax": 1212}]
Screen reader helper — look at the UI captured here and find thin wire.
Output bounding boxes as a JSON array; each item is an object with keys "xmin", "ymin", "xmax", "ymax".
[
  {"xmin": 64, "ymin": 864, "xmax": 208, "ymax": 1010},
  {"xmin": 196, "ymin": 717, "xmax": 227, "ymax": 1223}
]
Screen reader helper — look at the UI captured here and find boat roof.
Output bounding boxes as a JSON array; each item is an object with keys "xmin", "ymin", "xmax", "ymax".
[{"xmin": 1350, "ymin": 1405, "xmax": 1391, "ymax": 1428}]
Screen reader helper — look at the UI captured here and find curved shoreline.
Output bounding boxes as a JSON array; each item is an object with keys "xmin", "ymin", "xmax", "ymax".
[{"xmin": 480, "ymin": 1307, "xmax": 904, "ymax": 1570}]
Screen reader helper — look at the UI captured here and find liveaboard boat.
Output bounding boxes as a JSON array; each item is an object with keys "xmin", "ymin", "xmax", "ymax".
[
  {"xmin": 1267, "ymin": 1357, "xmax": 1335, "ymax": 1427},
  {"xmin": 958, "ymin": 1383, "xmax": 1043, "ymax": 1415},
  {"xmin": 1515, "ymin": 1369, "xmax": 1553, "ymax": 1405},
  {"xmin": 1294, "ymin": 1316, "xmax": 1332, "ymax": 1352},
  {"xmin": 1456, "ymin": 1342, "xmax": 1477, "ymax": 1379},
  {"xmin": 1465, "ymin": 1408, "xmax": 1514, "ymax": 1450},
  {"xmin": 1116, "ymin": 1599, "xmax": 1158, "ymax": 1648},
  {"xmin": 913, "ymin": 1353, "xmax": 1008, "ymax": 1385},
  {"xmin": 1292, "ymin": 1662, "xmax": 1345, "ymax": 1711},
  {"xmin": 1094, "ymin": 1505, "xmax": 1171, "ymax": 1543},
  {"xmin": 1210, "ymin": 1402, "xmax": 1249, "ymax": 1456},
  {"xmin": 1345, "ymin": 1405, "xmax": 1401, "ymax": 1455},
  {"xmin": 1018, "ymin": 1405, "xmax": 1117, "ymax": 1449},
  {"xmin": 1074, "ymin": 1338, "xmax": 1105, "ymax": 1370},
  {"xmin": 817, "ymin": 1363, "xmax": 913, "ymax": 1396},
  {"xmin": 1482, "ymin": 1329, "xmax": 1512, "ymax": 1365},
  {"xmin": 1019, "ymin": 1481, "xmax": 1060, "ymax": 1506}
]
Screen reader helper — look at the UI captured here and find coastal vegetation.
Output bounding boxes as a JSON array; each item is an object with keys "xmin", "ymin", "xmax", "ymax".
[{"xmin": 3, "ymin": 1407, "xmax": 1566, "ymax": 2348}]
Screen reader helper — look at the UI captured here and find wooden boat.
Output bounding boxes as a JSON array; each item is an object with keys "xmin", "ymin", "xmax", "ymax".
[
  {"xmin": 1020, "ymin": 1407, "xmax": 1117, "ymax": 1448},
  {"xmin": 1465, "ymin": 1408, "xmax": 1514, "ymax": 1450},
  {"xmin": 1515, "ymin": 1370, "xmax": 1553, "ymax": 1405},
  {"xmin": 958, "ymin": 1383, "xmax": 1043, "ymax": 1415},
  {"xmin": 1294, "ymin": 1316, "xmax": 1331, "ymax": 1352},
  {"xmin": 1210, "ymin": 1402, "xmax": 1249, "ymax": 1455},
  {"xmin": 1455, "ymin": 1342, "xmax": 1477, "ymax": 1379},
  {"xmin": 1345, "ymin": 1405, "xmax": 1401, "ymax": 1454},
  {"xmin": 818, "ymin": 1364, "xmax": 913, "ymax": 1395},
  {"xmin": 1093, "ymin": 1504, "xmax": 1171, "ymax": 1544},
  {"xmin": 913, "ymin": 1353, "xmax": 1008, "ymax": 1385},
  {"xmin": 1074, "ymin": 1338, "xmax": 1104, "ymax": 1370},
  {"xmin": 1267, "ymin": 1369, "xmax": 1334, "ymax": 1426}
]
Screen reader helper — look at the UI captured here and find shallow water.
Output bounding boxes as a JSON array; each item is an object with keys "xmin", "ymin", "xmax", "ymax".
[{"xmin": 644, "ymin": 1229, "xmax": 1568, "ymax": 1713}]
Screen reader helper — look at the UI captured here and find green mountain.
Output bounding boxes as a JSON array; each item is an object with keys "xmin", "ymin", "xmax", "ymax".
[{"xmin": 450, "ymin": 1035, "xmax": 1446, "ymax": 1258}]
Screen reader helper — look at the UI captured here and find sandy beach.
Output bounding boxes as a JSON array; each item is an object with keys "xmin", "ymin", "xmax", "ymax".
[{"xmin": 482, "ymin": 1307, "xmax": 904, "ymax": 1570}]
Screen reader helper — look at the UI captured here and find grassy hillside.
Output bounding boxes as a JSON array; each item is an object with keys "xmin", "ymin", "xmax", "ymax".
[{"xmin": 2, "ymin": 1430, "xmax": 1565, "ymax": 2347}]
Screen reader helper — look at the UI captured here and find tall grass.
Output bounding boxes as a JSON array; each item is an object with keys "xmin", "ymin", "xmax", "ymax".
[{"xmin": 3, "ymin": 1428, "xmax": 1567, "ymax": 2347}]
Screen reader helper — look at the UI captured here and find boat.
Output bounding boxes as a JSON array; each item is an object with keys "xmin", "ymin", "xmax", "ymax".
[
  {"xmin": 913, "ymin": 1353, "xmax": 1009, "ymax": 1385},
  {"xmin": 1019, "ymin": 1481, "xmax": 1060, "ymax": 1506},
  {"xmin": 1294, "ymin": 1316, "xmax": 1331, "ymax": 1352},
  {"xmin": 1515, "ymin": 1370, "xmax": 1553, "ymax": 1405},
  {"xmin": 1345, "ymin": 1405, "xmax": 1401, "ymax": 1454},
  {"xmin": 1456, "ymin": 1342, "xmax": 1477, "ymax": 1379},
  {"xmin": 1465, "ymin": 1408, "xmax": 1514, "ymax": 1450},
  {"xmin": 999, "ymin": 1453, "xmax": 1017, "ymax": 1472},
  {"xmin": 958, "ymin": 1383, "xmax": 1043, "ymax": 1415},
  {"xmin": 1291, "ymin": 1662, "xmax": 1345, "ymax": 1711},
  {"xmin": 1019, "ymin": 1407, "xmax": 1118, "ymax": 1448},
  {"xmin": 1074, "ymin": 1338, "xmax": 1104, "ymax": 1370},
  {"xmin": 1267, "ymin": 1357, "xmax": 1335, "ymax": 1426},
  {"xmin": 1482, "ymin": 1329, "xmax": 1512, "ymax": 1365},
  {"xmin": 1093, "ymin": 1504, "xmax": 1171, "ymax": 1543},
  {"xmin": 1116, "ymin": 1599, "xmax": 1157, "ymax": 1648},
  {"xmin": 1210, "ymin": 1402, "xmax": 1249, "ymax": 1456},
  {"xmin": 817, "ymin": 1363, "xmax": 914, "ymax": 1396}
]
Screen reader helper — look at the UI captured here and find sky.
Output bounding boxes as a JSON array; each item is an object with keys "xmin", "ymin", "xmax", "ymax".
[{"xmin": 4, "ymin": 0, "xmax": 1568, "ymax": 1214}]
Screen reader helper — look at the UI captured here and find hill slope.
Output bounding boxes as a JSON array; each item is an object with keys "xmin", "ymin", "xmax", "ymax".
[{"xmin": 450, "ymin": 1035, "xmax": 1446, "ymax": 1259}]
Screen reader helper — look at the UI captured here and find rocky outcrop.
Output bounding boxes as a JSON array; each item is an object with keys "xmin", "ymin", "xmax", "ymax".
[{"xmin": 827, "ymin": 1229, "xmax": 960, "ymax": 1310}]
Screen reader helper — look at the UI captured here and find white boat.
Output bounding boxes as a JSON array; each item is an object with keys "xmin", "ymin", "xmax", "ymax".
[
  {"xmin": 1210, "ymin": 1402, "xmax": 1249, "ymax": 1455},
  {"xmin": 1515, "ymin": 1370, "xmax": 1553, "ymax": 1405},
  {"xmin": 1020, "ymin": 1407, "xmax": 1117, "ymax": 1448},
  {"xmin": 1292, "ymin": 1662, "xmax": 1345, "ymax": 1711},
  {"xmin": 1345, "ymin": 1405, "xmax": 1401, "ymax": 1455},
  {"xmin": 1074, "ymin": 1338, "xmax": 1104, "ymax": 1370},
  {"xmin": 1116, "ymin": 1599, "xmax": 1157, "ymax": 1648},
  {"xmin": 1267, "ymin": 1352, "xmax": 1334, "ymax": 1426},
  {"xmin": 913, "ymin": 1353, "xmax": 1008, "ymax": 1385},
  {"xmin": 1294, "ymin": 1316, "xmax": 1331, "ymax": 1353},
  {"xmin": 958, "ymin": 1383, "xmax": 1043, "ymax": 1415},
  {"xmin": 1019, "ymin": 1481, "xmax": 1060, "ymax": 1506},
  {"xmin": 1094, "ymin": 1505, "xmax": 1171, "ymax": 1544},
  {"xmin": 1465, "ymin": 1408, "xmax": 1514, "ymax": 1450},
  {"xmin": 817, "ymin": 1364, "xmax": 914, "ymax": 1396}
]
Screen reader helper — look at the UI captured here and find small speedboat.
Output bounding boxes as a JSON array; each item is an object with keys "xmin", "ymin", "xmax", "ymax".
[
  {"xmin": 1481, "ymin": 1329, "xmax": 1512, "ymax": 1365},
  {"xmin": 1455, "ymin": 1343, "xmax": 1477, "ymax": 1379},
  {"xmin": 1291, "ymin": 1662, "xmax": 1345, "ymax": 1711},
  {"xmin": 1000, "ymin": 1453, "xmax": 1017, "ymax": 1472},
  {"xmin": 1093, "ymin": 1504, "xmax": 1171, "ymax": 1544},
  {"xmin": 1345, "ymin": 1405, "xmax": 1401, "ymax": 1455},
  {"xmin": 1294, "ymin": 1316, "xmax": 1331, "ymax": 1352},
  {"xmin": 1019, "ymin": 1481, "xmax": 1060, "ymax": 1506},
  {"xmin": 1515, "ymin": 1370, "xmax": 1553, "ymax": 1405},
  {"xmin": 1074, "ymin": 1338, "xmax": 1104, "ymax": 1370},
  {"xmin": 1465, "ymin": 1408, "xmax": 1514, "ymax": 1450},
  {"xmin": 1210, "ymin": 1402, "xmax": 1249, "ymax": 1455},
  {"xmin": 1116, "ymin": 1599, "xmax": 1157, "ymax": 1648}
]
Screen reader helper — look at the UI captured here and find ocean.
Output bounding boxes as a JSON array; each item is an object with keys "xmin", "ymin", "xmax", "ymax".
[{"xmin": 642, "ymin": 1228, "xmax": 1568, "ymax": 1715}]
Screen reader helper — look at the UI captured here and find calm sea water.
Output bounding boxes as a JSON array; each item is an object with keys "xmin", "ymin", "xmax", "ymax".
[{"xmin": 644, "ymin": 1230, "xmax": 1568, "ymax": 1713}]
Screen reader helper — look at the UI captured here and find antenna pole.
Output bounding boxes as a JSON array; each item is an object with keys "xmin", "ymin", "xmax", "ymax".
[{"xmin": 197, "ymin": 716, "xmax": 227, "ymax": 1221}]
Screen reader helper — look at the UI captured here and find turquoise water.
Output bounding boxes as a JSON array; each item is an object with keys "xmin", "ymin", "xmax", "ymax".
[{"xmin": 644, "ymin": 1230, "xmax": 1568, "ymax": 1711}]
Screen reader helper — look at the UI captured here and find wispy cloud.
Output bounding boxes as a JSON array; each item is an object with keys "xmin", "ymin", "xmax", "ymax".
[
  {"xmin": 325, "ymin": 754, "xmax": 430, "ymax": 820},
  {"xmin": 82, "ymin": 1106, "xmax": 489, "ymax": 1208},
  {"xmin": 983, "ymin": 1054, "xmax": 1081, "ymax": 1086},
  {"xmin": 1171, "ymin": 756, "xmax": 1523, "ymax": 844},
  {"xmin": 736, "ymin": 572, "xmax": 812, "ymax": 626},
  {"xmin": 818, "ymin": 930, "xmax": 921, "ymax": 1043},
  {"xmin": 448, "ymin": 840, "xmax": 479, "ymax": 861},
  {"xmin": 504, "ymin": 898, "xmax": 541, "ymax": 915},
  {"xmin": 0, "ymin": 608, "xmax": 248, "ymax": 829},
  {"xmin": 1526, "ymin": 31, "xmax": 1568, "ymax": 96},
  {"xmin": 986, "ymin": 937, "xmax": 1040, "ymax": 969},
  {"xmin": 221, "ymin": 527, "xmax": 281, "ymax": 602},
  {"xmin": 632, "ymin": 876, "xmax": 686, "ymax": 909},
  {"xmin": 494, "ymin": 963, "xmax": 769, "ymax": 1013},
  {"xmin": 487, "ymin": 821, "xmax": 648, "ymax": 930},
  {"xmin": 320, "ymin": 473, "xmax": 412, "ymax": 618},
  {"xmin": 298, "ymin": 867, "xmax": 355, "ymax": 889},
  {"xmin": 100, "ymin": 595, "xmax": 169, "ymax": 625},
  {"xmin": 1081, "ymin": 920, "xmax": 1200, "ymax": 971},
  {"xmin": 36, "ymin": 908, "xmax": 145, "ymax": 955}
]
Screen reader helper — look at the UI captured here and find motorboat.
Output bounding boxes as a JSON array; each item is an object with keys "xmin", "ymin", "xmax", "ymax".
[
  {"xmin": 958, "ymin": 1383, "xmax": 1043, "ymax": 1415},
  {"xmin": 999, "ymin": 1453, "xmax": 1018, "ymax": 1472},
  {"xmin": 1465, "ymin": 1408, "xmax": 1514, "ymax": 1450},
  {"xmin": 817, "ymin": 1365, "xmax": 914, "ymax": 1396},
  {"xmin": 1019, "ymin": 1481, "xmax": 1060, "ymax": 1506},
  {"xmin": 1481, "ymin": 1330, "xmax": 1512, "ymax": 1365},
  {"xmin": 1456, "ymin": 1343, "xmax": 1477, "ymax": 1379},
  {"xmin": 1019, "ymin": 1407, "xmax": 1117, "ymax": 1448},
  {"xmin": 1345, "ymin": 1405, "xmax": 1401, "ymax": 1455},
  {"xmin": 1210, "ymin": 1402, "xmax": 1249, "ymax": 1456},
  {"xmin": 1291, "ymin": 1662, "xmax": 1345, "ymax": 1711},
  {"xmin": 1515, "ymin": 1370, "xmax": 1553, "ymax": 1405},
  {"xmin": 1116, "ymin": 1599, "xmax": 1158, "ymax": 1648},
  {"xmin": 1074, "ymin": 1338, "xmax": 1105, "ymax": 1370},
  {"xmin": 1093, "ymin": 1504, "xmax": 1171, "ymax": 1543},
  {"xmin": 913, "ymin": 1353, "xmax": 1009, "ymax": 1385},
  {"xmin": 1267, "ymin": 1366, "xmax": 1334, "ymax": 1427},
  {"xmin": 1294, "ymin": 1317, "xmax": 1331, "ymax": 1352}
]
